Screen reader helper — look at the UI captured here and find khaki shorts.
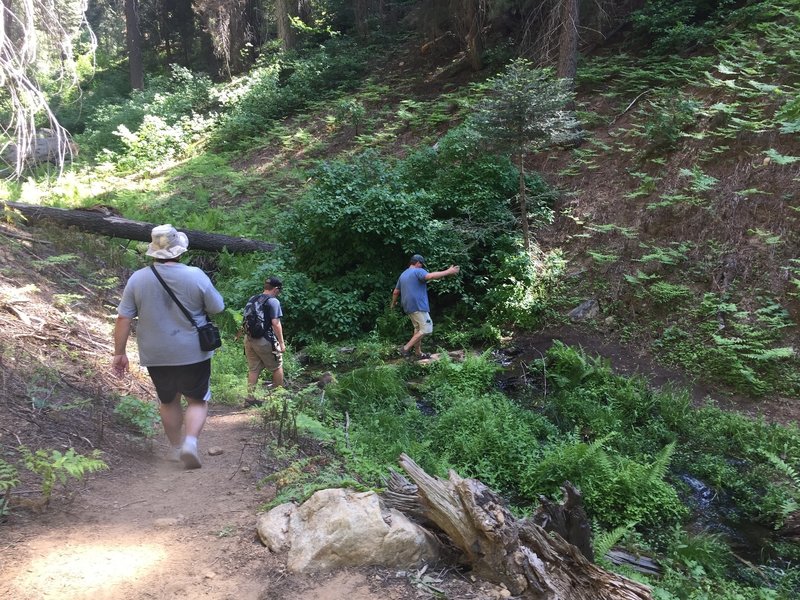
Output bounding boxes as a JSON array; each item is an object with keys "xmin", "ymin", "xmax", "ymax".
[
  {"xmin": 409, "ymin": 311, "xmax": 433, "ymax": 334},
  {"xmin": 245, "ymin": 336, "xmax": 283, "ymax": 374}
]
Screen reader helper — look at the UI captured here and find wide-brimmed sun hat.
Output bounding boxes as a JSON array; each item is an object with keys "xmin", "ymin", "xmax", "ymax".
[{"xmin": 146, "ymin": 224, "xmax": 189, "ymax": 259}]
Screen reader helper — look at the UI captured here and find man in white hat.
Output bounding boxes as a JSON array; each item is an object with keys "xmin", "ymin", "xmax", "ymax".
[{"xmin": 112, "ymin": 224, "xmax": 225, "ymax": 469}]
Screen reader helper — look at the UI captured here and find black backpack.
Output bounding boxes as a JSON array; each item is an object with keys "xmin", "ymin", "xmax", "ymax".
[{"xmin": 243, "ymin": 293, "xmax": 269, "ymax": 338}]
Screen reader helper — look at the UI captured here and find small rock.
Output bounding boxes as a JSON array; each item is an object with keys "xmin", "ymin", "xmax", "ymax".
[
  {"xmin": 154, "ymin": 517, "xmax": 179, "ymax": 528},
  {"xmin": 241, "ymin": 466, "xmax": 250, "ymax": 472},
  {"xmin": 207, "ymin": 447, "xmax": 224, "ymax": 456},
  {"xmin": 499, "ymin": 590, "xmax": 511, "ymax": 599},
  {"xmin": 204, "ymin": 571, "xmax": 216, "ymax": 579}
]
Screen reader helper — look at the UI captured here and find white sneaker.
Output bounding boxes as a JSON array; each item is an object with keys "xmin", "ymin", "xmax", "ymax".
[{"xmin": 180, "ymin": 441, "xmax": 202, "ymax": 469}]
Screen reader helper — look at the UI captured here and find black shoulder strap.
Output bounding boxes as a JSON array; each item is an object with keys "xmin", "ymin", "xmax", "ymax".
[{"xmin": 150, "ymin": 265, "xmax": 199, "ymax": 329}]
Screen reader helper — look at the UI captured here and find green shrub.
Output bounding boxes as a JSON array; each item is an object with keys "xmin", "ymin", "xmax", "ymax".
[
  {"xmin": 113, "ymin": 395, "xmax": 161, "ymax": 438},
  {"xmin": 79, "ymin": 66, "xmax": 214, "ymax": 159},
  {"xmin": 210, "ymin": 42, "xmax": 367, "ymax": 149},
  {"xmin": 420, "ymin": 351, "xmax": 500, "ymax": 410},
  {"xmin": 635, "ymin": 93, "xmax": 701, "ymax": 153},
  {"xmin": 653, "ymin": 294, "xmax": 799, "ymax": 396},
  {"xmin": 327, "ymin": 365, "xmax": 410, "ymax": 419},
  {"xmin": 429, "ymin": 393, "xmax": 556, "ymax": 493},
  {"xmin": 631, "ymin": 0, "xmax": 720, "ymax": 54},
  {"xmin": 0, "ymin": 458, "xmax": 19, "ymax": 516},
  {"xmin": 18, "ymin": 446, "xmax": 107, "ymax": 503}
]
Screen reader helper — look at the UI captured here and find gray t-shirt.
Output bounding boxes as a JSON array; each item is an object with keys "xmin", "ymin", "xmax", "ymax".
[
  {"xmin": 395, "ymin": 266, "xmax": 429, "ymax": 314},
  {"xmin": 118, "ymin": 262, "xmax": 225, "ymax": 366}
]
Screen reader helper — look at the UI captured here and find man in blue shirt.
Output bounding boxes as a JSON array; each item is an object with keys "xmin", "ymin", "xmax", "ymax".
[{"xmin": 391, "ymin": 254, "xmax": 460, "ymax": 359}]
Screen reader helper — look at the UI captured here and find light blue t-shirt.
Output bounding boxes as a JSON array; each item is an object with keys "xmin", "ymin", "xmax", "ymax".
[
  {"xmin": 395, "ymin": 266, "xmax": 429, "ymax": 314},
  {"xmin": 118, "ymin": 262, "xmax": 225, "ymax": 366}
]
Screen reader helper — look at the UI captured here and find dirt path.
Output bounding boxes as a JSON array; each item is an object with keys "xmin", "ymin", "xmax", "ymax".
[{"xmin": 0, "ymin": 407, "xmax": 418, "ymax": 600}]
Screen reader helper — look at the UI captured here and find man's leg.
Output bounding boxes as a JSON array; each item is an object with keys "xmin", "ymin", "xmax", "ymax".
[
  {"xmin": 159, "ymin": 392, "xmax": 184, "ymax": 447},
  {"xmin": 247, "ymin": 368, "xmax": 262, "ymax": 393},
  {"xmin": 179, "ymin": 397, "xmax": 207, "ymax": 469},
  {"xmin": 272, "ymin": 366, "xmax": 284, "ymax": 387},
  {"xmin": 403, "ymin": 330, "xmax": 425, "ymax": 354},
  {"xmin": 183, "ymin": 397, "xmax": 208, "ymax": 438}
]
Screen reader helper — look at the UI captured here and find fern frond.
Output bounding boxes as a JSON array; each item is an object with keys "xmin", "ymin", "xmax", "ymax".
[
  {"xmin": 594, "ymin": 521, "xmax": 639, "ymax": 559},
  {"xmin": 644, "ymin": 441, "xmax": 676, "ymax": 486}
]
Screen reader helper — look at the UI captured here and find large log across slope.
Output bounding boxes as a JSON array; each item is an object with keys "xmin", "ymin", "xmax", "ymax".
[
  {"xmin": 4, "ymin": 202, "xmax": 275, "ymax": 254},
  {"xmin": 397, "ymin": 453, "xmax": 652, "ymax": 600}
]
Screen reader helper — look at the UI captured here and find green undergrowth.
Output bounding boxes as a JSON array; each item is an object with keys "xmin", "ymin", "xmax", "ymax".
[{"xmin": 263, "ymin": 342, "xmax": 800, "ymax": 598}]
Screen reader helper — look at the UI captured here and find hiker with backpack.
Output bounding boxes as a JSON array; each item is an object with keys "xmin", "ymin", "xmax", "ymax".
[{"xmin": 243, "ymin": 277, "xmax": 286, "ymax": 399}]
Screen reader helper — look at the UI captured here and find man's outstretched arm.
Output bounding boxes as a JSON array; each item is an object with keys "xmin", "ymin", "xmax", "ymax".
[{"xmin": 424, "ymin": 265, "xmax": 460, "ymax": 281}]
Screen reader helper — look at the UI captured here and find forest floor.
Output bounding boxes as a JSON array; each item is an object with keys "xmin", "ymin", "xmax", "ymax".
[
  {"xmin": 0, "ymin": 405, "xmax": 472, "ymax": 600},
  {"xmin": 1, "ymin": 223, "xmax": 796, "ymax": 600},
  {"xmin": 2, "ymin": 327, "xmax": 794, "ymax": 600}
]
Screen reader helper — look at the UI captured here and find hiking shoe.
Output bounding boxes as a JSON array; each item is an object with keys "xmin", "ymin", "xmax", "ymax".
[
  {"xmin": 417, "ymin": 352, "xmax": 432, "ymax": 360},
  {"xmin": 398, "ymin": 348, "xmax": 413, "ymax": 359},
  {"xmin": 180, "ymin": 442, "xmax": 202, "ymax": 469},
  {"xmin": 167, "ymin": 446, "xmax": 181, "ymax": 462},
  {"xmin": 244, "ymin": 397, "xmax": 263, "ymax": 408}
]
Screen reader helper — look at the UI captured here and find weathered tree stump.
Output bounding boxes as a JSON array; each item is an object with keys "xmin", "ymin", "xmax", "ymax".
[
  {"xmin": 4, "ymin": 202, "xmax": 275, "ymax": 254},
  {"xmin": 396, "ymin": 453, "xmax": 652, "ymax": 599}
]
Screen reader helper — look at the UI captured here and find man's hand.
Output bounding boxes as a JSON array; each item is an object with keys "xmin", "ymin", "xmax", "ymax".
[
  {"xmin": 448, "ymin": 265, "xmax": 460, "ymax": 275},
  {"xmin": 112, "ymin": 354, "xmax": 129, "ymax": 376}
]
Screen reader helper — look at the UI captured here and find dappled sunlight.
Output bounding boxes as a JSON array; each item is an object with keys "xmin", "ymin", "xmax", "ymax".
[{"xmin": 10, "ymin": 542, "xmax": 167, "ymax": 598}]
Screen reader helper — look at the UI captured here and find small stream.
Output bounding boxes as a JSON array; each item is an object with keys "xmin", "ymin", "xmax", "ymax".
[{"xmin": 491, "ymin": 344, "xmax": 782, "ymax": 565}]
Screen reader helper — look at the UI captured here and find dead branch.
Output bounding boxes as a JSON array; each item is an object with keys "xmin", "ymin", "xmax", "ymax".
[{"xmin": 397, "ymin": 453, "xmax": 652, "ymax": 599}]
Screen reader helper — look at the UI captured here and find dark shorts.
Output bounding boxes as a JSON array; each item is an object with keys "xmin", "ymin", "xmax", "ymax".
[{"xmin": 147, "ymin": 359, "xmax": 212, "ymax": 404}]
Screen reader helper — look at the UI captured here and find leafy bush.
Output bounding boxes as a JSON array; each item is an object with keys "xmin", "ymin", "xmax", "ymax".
[
  {"xmin": 0, "ymin": 458, "xmax": 19, "ymax": 516},
  {"xmin": 210, "ymin": 41, "xmax": 367, "ymax": 149},
  {"xmin": 653, "ymin": 294, "xmax": 799, "ymax": 396},
  {"xmin": 78, "ymin": 66, "xmax": 214, "ymax": 159},
  {"xmin": 327, "ymin": 365, "xmax": 410, "ymax": 419},
  {"xmin": 113, "ymin": 395, "xmax": 161, "ymax": 438},
  {"xmin": 635, "ymin": 93, "xmax": 701, "ymax": 153},
  {"xmin": 429, "ymin": 393, "xmax": 556, "ymax": 493},
  {"xmin": 18, "ymin": 446, "xmax": 107, "ymax": 503},
  {"xmin": 420, "ymin": 351, "xmax": 500, "ymax": 410},
  {"xmin": 278, "ymin": 133, "xmax": 562, "ymax": 340}
]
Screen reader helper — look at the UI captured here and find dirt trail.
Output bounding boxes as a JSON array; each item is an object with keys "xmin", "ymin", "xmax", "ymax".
[{"xmin": 0, "ymin": 407, "xmax": 416, "ymax": 600}]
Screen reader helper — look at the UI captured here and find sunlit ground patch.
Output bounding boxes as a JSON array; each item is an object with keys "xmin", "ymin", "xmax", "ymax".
[{"xmin": 10, "ymin": 543, "xmax": 167, "ymax": 599}]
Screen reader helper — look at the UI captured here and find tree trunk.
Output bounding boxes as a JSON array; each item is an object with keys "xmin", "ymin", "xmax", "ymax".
[
  {"xmin": 5, "ymin": 203, "xmax": 275, "ymax": 254},
  {"xmin": 556, "ymin": 0, "xmax": 579, "ymax": 83},
  {"xmin": 396, "ymin": 453, "xmax": 653, "ymax": 599},
  {"xmin": 354, "ymin": 0, "xmax": 370, "ymax": 38},
  {"xmin": 276, "ymin": 0, "xmax": 297, "ymax": 51},
  {"xmin": 124, "ymin": 0, "xmax": 145, "ymax": 90},
  {"xmin": 518, "ymin": 153, "xmax": 530, "ymax": 251}
]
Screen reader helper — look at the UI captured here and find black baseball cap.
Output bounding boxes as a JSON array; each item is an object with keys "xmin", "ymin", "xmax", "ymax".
[
  {"xmin": 265, "ymin": 276, "xmax": 283, "ymax": 289},
  {"xmin": 410, "ymin": 254, "xmax": 426, "ymax": 266}
]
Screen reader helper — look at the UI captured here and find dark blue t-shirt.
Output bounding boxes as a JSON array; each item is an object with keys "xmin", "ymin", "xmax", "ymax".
[{"xmin": 395, "ymin": 267, "xmax": 429, "ymax": 314}]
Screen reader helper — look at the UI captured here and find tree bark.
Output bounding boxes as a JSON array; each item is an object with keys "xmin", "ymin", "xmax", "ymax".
[
  {"xmin": 124, "ymin": 0, "xmax": 145, "ymax": 90},
  {"xmin": 556, "ymin": 0, "xmax": 579, "ymax": 82},
  {"xmin": 518, "ymin": 153, "xmax": 530, "ymax": 251},
  {"xmin": 276, "ymin": 0, "xmax": 297, "ymax": 51},
  {"xmin": 396, "ymin": 453, "xmax": 653, "ymax": 599},
  {"xmin": 4, "ymin": 203, "xmax": 275, "ymax": 254}
]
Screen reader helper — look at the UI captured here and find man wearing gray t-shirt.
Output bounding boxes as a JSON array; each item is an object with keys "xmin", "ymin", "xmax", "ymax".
[
  {"xmin": 391, "ymin": 254, "xmax": 459, "ymax": 359},
  {"xmin": 112, "ymin": 224, "xmax": 224, "ymax": 469}
]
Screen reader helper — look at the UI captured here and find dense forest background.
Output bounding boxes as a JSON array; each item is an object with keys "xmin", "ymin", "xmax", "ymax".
[{"xmin": 1, "ymin": 0, "xmax": 800, "ymax": 598}]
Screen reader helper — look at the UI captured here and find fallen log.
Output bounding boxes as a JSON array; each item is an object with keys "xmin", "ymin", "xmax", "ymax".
[
  {"xmin": 3, "ymin": 202, "xmax": 275, "ymax": 254},
  {"xmin": 397, "ymin": 453, "xmax": 652, "ymax": 600}
]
